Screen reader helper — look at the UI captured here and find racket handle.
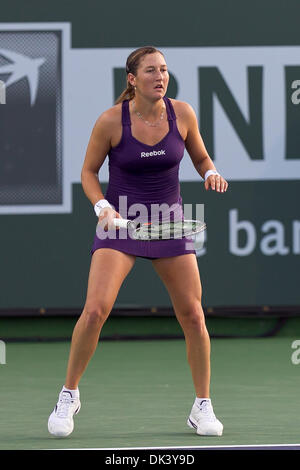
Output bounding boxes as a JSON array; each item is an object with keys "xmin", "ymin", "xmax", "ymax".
[{"xmin": 113, "ymin": 218, "xmax": 135, "ymax": 229}]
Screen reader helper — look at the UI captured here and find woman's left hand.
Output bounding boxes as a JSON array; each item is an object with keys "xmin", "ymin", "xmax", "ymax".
[{"xmin": 205, "ymin": 174, "xmax": 228, "ymax": 193}]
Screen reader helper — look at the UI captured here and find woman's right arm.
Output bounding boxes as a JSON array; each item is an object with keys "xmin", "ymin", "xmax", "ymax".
[
  {"xmin": 81, "ymin": 112, "xmax": 112, "ymax": 206},
  {"xmin": 81, "ymin": 108, "xmax": 123, "ymax": 230}
]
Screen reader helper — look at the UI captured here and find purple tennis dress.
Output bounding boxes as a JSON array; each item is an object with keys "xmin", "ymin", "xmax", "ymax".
[{"xmin": 91, "ymin": 96, "xmax": 196, "ymax": 259}]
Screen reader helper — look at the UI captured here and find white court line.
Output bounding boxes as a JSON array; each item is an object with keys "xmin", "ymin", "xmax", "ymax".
[{"xmin": 52, "ymin": 443, "xmax": 300, "ymax": 450}]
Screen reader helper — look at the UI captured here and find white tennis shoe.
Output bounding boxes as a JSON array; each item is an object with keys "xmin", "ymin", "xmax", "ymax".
[
  {"xmin": 48, "ymin": 388, "xmax": 81, "ymax": 437},
  {"xmin": 187, "ymin": 399, "xmax": 223, "ymax": 436}
]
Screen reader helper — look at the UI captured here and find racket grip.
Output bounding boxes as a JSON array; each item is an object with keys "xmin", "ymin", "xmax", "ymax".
[{"xmin": 113, "ymin": 218, "xmax": 135, "ymax": 229}]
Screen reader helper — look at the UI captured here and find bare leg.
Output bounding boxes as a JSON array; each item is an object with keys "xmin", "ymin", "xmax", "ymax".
[
  {"xmin": 65, "ymin": 249, "xmax": 136, "ymax": 389},
  {"xmin": 177, "ymin": 304, "xmax": 211, "ymax": 398},
  {"xmin": 152, "ymin": 254, "xmax": 210, "ymax": 397}
]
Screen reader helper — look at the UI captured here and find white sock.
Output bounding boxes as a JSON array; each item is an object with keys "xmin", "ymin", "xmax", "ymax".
[
  {"xmin": 62, "ymin": 385, "xmax": 79, "ymax": 398},
  {"xmin": 195, "ymin": 397, "xmax": 211, "ymax": 406}
]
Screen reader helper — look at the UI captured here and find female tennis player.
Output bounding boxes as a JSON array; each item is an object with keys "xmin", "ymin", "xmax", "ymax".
[{"xmin": 48, "ymin": 46, "xmax": 228, "ymax": 437}]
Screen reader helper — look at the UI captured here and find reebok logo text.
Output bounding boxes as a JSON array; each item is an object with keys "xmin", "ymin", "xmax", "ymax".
[{"xmin": 140, "ymin": 149, "xmax": 166, "ymax": 158}]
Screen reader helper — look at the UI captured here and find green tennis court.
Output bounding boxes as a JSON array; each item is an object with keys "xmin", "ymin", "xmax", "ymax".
[{"xmin": 1, "ymin": 334, "xmax": 300, "ymax": 450}]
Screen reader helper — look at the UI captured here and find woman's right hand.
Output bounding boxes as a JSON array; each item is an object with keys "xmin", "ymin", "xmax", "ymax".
[{"xmin": 98, "ymin": 207, "xmax": 122, "ymax": 231}]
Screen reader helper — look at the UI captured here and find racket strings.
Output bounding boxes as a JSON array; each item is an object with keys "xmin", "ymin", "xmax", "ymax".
[{"xmin": 133, "ymin": 221, "xmax": 205, "ymax": 240}]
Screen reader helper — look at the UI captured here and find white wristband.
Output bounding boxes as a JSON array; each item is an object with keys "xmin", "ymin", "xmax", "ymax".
[
  {"xmin": 204, "ymin": 170, "xmax": 219, "ymax": 181},
  {"xmin": 94, "ymin": 199, "xmax": 112, "ymax": 217}
]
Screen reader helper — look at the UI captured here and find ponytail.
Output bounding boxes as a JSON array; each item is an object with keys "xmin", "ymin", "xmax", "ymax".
[{"xmin": 115, "ymin": 82, "xmax": 135, "ymax": 105}]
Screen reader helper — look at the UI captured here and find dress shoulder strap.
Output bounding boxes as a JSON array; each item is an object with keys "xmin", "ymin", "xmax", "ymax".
[
  {"xmin": 164, "ymin": 96, "xmax": 176, "ymax": 121},
  {"xmin": 122, "ymin": 100, "xmax": 131, "ymax": 126}
]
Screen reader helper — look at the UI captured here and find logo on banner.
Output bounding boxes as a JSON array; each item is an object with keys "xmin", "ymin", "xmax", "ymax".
[
  {"xmin": 0, "ymin": 49, "xmax": 45, "ymax": 106},
  {"xmin": 0, "ymin": 26, "xmax": 65, "ymax": 212}
]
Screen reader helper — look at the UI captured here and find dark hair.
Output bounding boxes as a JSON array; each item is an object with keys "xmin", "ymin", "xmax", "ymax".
[{"xmin": 115, "ymin": 46, "xmax": 165, "ymax": 104}]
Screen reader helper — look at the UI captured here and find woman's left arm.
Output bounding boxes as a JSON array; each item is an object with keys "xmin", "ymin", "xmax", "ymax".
[{"xmin": 183, "ymin": 103, "xmax": 228, "ymax": 193}]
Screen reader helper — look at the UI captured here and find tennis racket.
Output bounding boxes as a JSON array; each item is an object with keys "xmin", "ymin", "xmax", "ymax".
[{"xmin": 112, "ymin": 218, "xmax": 206, "ymax": 240}]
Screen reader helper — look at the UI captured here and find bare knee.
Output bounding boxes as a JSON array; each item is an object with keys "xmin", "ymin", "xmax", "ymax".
[
  {"xmin": 177, "ymin": 302, "xmax": 207, "ymax": 334},
  {"xmin": 82, "ymin": 303, "xmax": 111, "ymax": 328}
]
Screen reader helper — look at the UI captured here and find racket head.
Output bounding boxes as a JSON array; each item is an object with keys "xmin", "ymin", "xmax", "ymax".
[{"xmin": 132, "ymin": 219, "xmax": 206, "ymax": 241}]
